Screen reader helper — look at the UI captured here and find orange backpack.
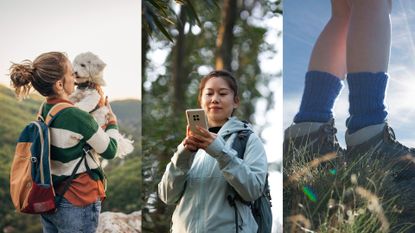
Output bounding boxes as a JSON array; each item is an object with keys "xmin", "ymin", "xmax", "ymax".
[{"xmin": 10, "ymin": 102, "xmax": 73, "ymax": 214}]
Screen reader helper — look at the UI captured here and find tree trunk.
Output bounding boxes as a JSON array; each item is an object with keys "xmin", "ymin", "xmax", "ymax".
[
  {"xmin": 215, "ymin": 0, "xmax": 238, "ymax": 71},
  {"xmin": 172, "ymin": 6, "xmax": 187, "ymax": 115}
]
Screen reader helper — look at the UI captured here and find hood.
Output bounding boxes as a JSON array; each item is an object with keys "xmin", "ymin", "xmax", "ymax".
[{"xmin": 217, "ymin": 116, "xmax": 254, "ymax": 137}]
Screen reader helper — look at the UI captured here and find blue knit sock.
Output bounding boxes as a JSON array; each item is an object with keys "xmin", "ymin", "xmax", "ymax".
[
  {"xmin": 346, "ymin": 72, "xmax": 388, "ymax": 134},
  {"xmin": 294, "ymin": 71, "xmax": 343, "ymax": 123}
]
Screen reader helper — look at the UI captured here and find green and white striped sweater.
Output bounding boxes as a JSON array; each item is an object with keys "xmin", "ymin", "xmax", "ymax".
[{"xmin": 41, "ymin": 103, "xmax": 118, "ymax": 185}]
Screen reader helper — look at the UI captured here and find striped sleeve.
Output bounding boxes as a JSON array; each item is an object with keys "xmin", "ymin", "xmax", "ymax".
[{"xmin": 57, "ymin": 108, "xmax": 118, "ymax": 159}]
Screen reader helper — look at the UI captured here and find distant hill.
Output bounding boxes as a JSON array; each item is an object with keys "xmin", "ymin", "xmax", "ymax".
[
  {"xmin": 0, "ymin": 84, "xmax": 141, "ymax": 143},
  {"xmin": 111, "ymin": 99, "xmax": 141, "ymax": 139},
  {"xmin": 0, "ymin": 84, "xmax": 142, "ymax": 232},
  {"xmin": 0, "ymin": 85, "xmax": 43, "ymax": 147}
]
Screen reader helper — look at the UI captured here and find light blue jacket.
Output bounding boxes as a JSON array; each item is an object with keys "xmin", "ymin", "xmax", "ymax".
[{"xmin": 158, "ymin": 117, "xmax": 268, "ymax": 233}]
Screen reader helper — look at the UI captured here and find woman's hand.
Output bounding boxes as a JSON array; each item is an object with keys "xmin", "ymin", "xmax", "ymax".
[{"xmin": 183, "ymin": 125, "xmax": 217, "ymax": 152}]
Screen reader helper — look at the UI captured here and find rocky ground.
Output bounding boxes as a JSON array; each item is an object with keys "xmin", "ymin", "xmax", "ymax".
[{"xmin": 97, "ymin": 211, "xmax": 141, "ymax": 233}]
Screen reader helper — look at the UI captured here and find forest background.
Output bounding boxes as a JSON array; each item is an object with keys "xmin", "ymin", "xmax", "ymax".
[{"xmin": 142, "ymin": 0, "xmax": 282, "ymax": 232}]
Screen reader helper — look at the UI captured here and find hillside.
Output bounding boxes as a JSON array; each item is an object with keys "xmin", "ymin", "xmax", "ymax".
[
  {"xmin": 0, "ymin": 85, "xmax": 141, "ymax": 144},
  {"xmin": 111, "ymin": 99, "xmax": 141, "ymax": 140},
  {"xmin": 0, "ymin": 85, "xmax": 142, "ymax": 232}
]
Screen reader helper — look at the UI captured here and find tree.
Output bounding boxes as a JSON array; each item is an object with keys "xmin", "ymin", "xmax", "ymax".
[
  {"xmin": 215, "ymin": 0, "xmax": 237, "ymax": 71},
  {"xmin": 171, "ymin": 6, "xmax": 188, "ymax": 114}
]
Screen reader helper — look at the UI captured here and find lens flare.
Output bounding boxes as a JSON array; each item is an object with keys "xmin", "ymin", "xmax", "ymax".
[{"xmin": 302, "ymin": 185, "xmax": 317, "ymax": 202}]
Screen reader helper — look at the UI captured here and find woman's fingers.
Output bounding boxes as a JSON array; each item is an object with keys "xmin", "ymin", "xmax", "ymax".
[
  {"xmin": 194, "ymin": 127, "xmax": 216, "ymax": 142},
  {"xmin": 188, "ymin": 135, "xmax": 211, "ymax": 150},
  {"xmin": 185, "ymin": 126, "xmax": 217, "ymax": 150},
  {"xmin": 186, "ymin": 125, "xmax": 192, "ymax": 137},
  {"xmin": 183, "ymin": 137, "xmax": 199, "ymax": 152},
  {"xmin": 195, "ymin": 125, "xmax": 210, "ymax": 137}
]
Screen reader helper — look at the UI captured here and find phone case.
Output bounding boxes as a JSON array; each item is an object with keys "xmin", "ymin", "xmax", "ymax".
[{"xmin": 186, "ymin": 109, "xmax": 208, "ymax": 133}]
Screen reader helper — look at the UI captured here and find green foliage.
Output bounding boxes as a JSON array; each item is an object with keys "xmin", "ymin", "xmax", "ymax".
[
  {"xmin": 143, "ymin": 0, "xmax": 176, "ymax": 42},
  {"xmin": 103, "ymin": 156, "xmax": 142, "ymax": 213},
  {"xmin": 142, "ymin": 0, "xmax": 219, "ymax": 42},
  {"xmin": 0, "ymin": 85, "xmax": 141, "ymax": 232},
  {"xmin": 0, "ymin": 85, "xmax": 42, "ymax": 147}
]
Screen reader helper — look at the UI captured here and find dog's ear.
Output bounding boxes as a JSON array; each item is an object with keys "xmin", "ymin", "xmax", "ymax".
[{"xmin": 96, "ymin": 61, "xmax": 106, "ymax": 71}]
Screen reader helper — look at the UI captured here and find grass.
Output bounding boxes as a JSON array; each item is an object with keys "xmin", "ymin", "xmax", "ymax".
[{"xmin": 283, "ymin": 142, "xmax": 415, "ymax": 233}]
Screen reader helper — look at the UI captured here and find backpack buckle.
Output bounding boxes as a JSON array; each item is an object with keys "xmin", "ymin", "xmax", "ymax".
[{"xmin": 83, "ymin": 146, "xmax": 92, "ymax": 155}]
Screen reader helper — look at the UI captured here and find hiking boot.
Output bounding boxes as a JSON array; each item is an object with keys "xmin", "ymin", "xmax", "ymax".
[
  {"xmin": 346, "ymin": 123, "xmax": 415, "ymax": 180},
  {"xmin": 283, "ymin": 119, "xmax": 344, "ymax": 165},
  {"xmin": 283, "ymin": 119, "xmax": 344, "ymax": 229}
]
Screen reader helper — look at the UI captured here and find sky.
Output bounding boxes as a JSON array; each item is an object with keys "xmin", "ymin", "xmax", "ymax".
[
  {"xmin": 284, "ymin": 0, "xmax": 415, "ymax": 147},
  {"xmin": 0, "ymin": 0, "xmax": 141, "ymax": 100}
]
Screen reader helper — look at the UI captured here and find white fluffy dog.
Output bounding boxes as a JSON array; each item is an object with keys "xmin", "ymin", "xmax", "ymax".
[{"xmin": 70, "ymin": 52, "xmax": 133, "ymax": 158}]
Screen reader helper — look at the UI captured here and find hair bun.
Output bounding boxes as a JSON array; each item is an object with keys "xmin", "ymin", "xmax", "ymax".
[
  {"xmin": 9, "ymin": 60, "xmax": 33, "ymax": 86},
  {"xmin": 9, "ymin": 60, "xmax": 35, "ymax": 100}
]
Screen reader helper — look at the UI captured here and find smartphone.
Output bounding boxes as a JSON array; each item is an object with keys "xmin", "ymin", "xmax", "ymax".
[{"xmin": 186, "ymin": 109, "xmax": 208, "ymax": 134}]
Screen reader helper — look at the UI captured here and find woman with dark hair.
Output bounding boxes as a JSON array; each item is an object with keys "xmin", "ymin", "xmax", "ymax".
[
  {"xmin": 10, "ymin": 51, "xmax": 119, "ymax": 233},
  {"xmin": 158, "ymin": 70, "xmax": 268, "ymax": 233}
]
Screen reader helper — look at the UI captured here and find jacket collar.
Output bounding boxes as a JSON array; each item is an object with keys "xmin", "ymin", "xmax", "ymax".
[{"xmin": 217, "ymin": 117, "xmax": 253, "ymax": 137}]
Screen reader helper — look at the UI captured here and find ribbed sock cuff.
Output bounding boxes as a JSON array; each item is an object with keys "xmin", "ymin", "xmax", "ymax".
[
  {"xmin": 346, "ymin": 72, "xmax": 388, "ymax": 133},
  {"xmin": 294, "ymin": 71, "xmax": 343, "ymax": 123}
]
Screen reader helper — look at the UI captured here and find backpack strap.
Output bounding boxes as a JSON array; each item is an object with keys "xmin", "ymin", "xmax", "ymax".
[
  {"xmin": 37, "ymin": 101, "xmax": 46, "ymax": 122},
  {"xmin": 232, "ymin": 128, "xmax": 272, "ymax": 204},
  {"xmin": 227, "ymin": 128, "xmax": 253, "ymax": 233},
  {"xmin": 228, "ymin": 125, "xmax": 272, "ymax": 233},
  {"xmin": 83, "ymin": 144, "xmax": 108, "ymax": 191},
  {"xmin": 231, "ymin": 128, "xmax": 253, "ymax": 206},
  {"xmin": 55, "ymin": 149, "xmax": 88, "ymax": 204},
  {"xmin": 44, "ymin": 102, "xmax": 74, "ymax": 126},
  {"xmin": 233, "ymin": 129, "xmax": 253, "ymax": 160}
]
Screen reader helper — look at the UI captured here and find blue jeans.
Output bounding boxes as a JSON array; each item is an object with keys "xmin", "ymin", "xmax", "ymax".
[{"xmin": 41, "ymin": 198, "xmax": 101, "ymax": 233}]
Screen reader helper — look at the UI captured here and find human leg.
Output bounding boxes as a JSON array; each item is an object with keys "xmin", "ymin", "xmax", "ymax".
[
  {"xmin": 41, "ymin": 215, "xmax": 59, "ymax": 233},
  {"xmin": 294, "ymin": 0, "xmax": 350, "ymax": 124},
  {"xmin": 345, "ymin": 2, "xmax": 415, "ymax": 228},
  {"xmin": 347, "ymin": 0, "xmax": 392, "ymax": 73},
  {"xmin": 308, "ymin": 0, "xmax": 351, "ymax": 78},
  {"xmin": 41, "ymin": 198, "xmax": 101, "ymax": 233},
  {"xmin": 346, "ymin": 0, "xmax": 391, "ymax": 133},
  {"xmin": 344, "ymin": 0, "xmax": 414, "ymax": 162},
  {"xmin": 285, "ymin": 0, "xmax": 350, "ymax": 158}
]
